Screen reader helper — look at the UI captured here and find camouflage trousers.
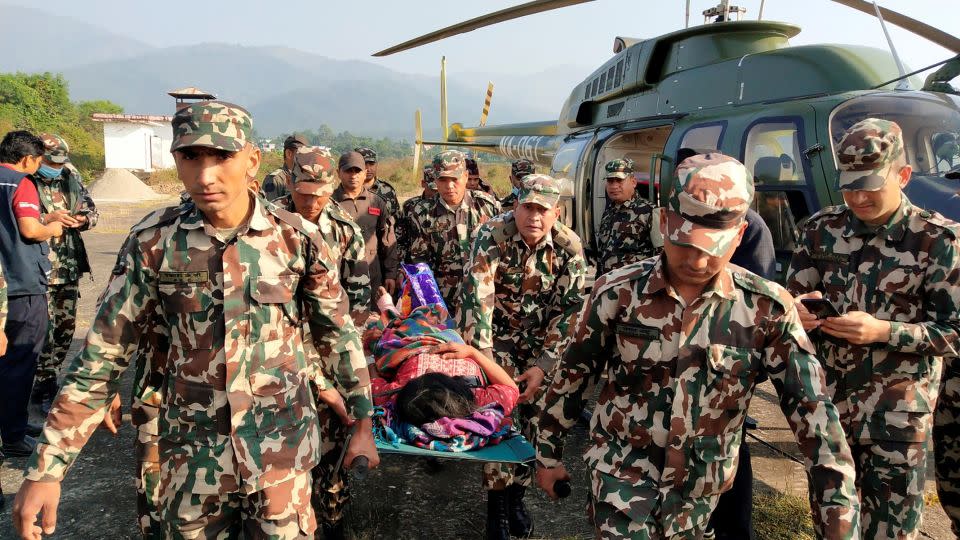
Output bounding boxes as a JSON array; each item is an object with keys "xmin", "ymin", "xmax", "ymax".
[
  {"xmin": 311, "ymin": 400, "xmax": 351, "ymax": 525},
  {"xmin": 135, "ymin": 432, "xmax": 163, "ymax": 540},
  {"xmin": 935, "ymin": 368, "xmax": 960, "ymax": 536},
  {"xmin": 35, "ymin": 281, "xmax": 79, "ymax": 383},
  {"xmin": 587, "ymin": 470, "xmax": 705, "ymax": 540},
  {"xmin": 160, "ymin": 470, "xmax": 316, "ymax": 539},
  {"xmin": 483, "ymin": 353, "xmax": 540, "ymax": 491},
  {"xmin": 850, "ymin": 438, "xmax": 928, "ymax": 539}
]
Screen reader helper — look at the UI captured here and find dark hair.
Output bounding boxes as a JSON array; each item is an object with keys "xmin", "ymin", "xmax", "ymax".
[
  {"xmin": 675, "ymin": 147, "xmax": 698, "ymax": 166},
  {"xmin": 0, "ymin": 131, "xmax": 45, "ymax": 164},
  {"xmin": 396, "ymin": 372, "xmax": 476, "ymax": 425}
]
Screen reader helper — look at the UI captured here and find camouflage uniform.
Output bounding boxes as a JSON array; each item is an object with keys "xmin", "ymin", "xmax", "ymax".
[
  {"xmin": 33, "ymin": 134, "xmax": 99, "ymax": 390},
  {"xmin": 396, "ymin": 166, "xmax": 437, "ymax": 248},
  {"xmin": 260, "ymin": 166, "xmax": 292, "ymax": 201},
  {"xmin": 500, "ymin": 159, "xmax": 535, "ymax": 214},
  {"xmin": 26, "ymin": 102, "xmax": 373, "ymax": 538},
  {"xmin": 405, "ymin": 151, "xmax": 500, "ymax": 315},
  {"xmin": 261, "ymin": 135, "xmax": 309, "ymax": 202},
  {"xmin": 274, "ymin": 146, "xmax": 373, "ymax": 528},
  {"xmin": 595, "ymin": 158, "xmax": 656, "ymax": 278},
  {"xmin": 786, "ymin": 119, "xmax": 960, "ymax": 539},
  {"xmin": 355, "ymin": 147, "xmax": 400, "ymax": 218},
  {"xmin": 537, "ymin": 154, "xmax": 860, "ymax": 539},
  {"xmin": 460, "ymin": 174, "xmax": 587, "ymax": 490}
]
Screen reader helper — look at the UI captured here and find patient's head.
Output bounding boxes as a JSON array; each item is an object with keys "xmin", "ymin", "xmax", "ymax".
[{"xmin": 397, "ymin": 372, "xmax": 476, "ymax": 425}]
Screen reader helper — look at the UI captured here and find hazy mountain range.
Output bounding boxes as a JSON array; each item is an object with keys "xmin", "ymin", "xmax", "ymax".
[{"xmin": 0, "ymin": 4, "xmax": 592, "ymax": 138}]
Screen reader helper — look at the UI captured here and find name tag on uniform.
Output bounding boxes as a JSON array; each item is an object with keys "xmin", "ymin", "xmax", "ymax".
[
  {"xmin": 158, "ymin": 271, "xmax": 209, "ymax": 284},
  {"xmin": 613, "ymin": 322, "xmax": 660, "ymax": 340},
  {"xmin": 810, "ymin": 251, "xmax": 849, "ymax": 264},
  {"xmin": 368, "ymin": 207, "xmax": 381, "ymax": 216}
]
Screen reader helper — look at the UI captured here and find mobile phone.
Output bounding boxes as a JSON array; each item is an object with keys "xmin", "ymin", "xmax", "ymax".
[{"xmin": 800, "ymin": 298, "xmax": 840, "ymax": 319}]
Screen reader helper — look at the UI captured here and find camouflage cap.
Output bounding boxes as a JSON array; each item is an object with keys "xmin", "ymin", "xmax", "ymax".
[
  {"xmin": 170, "ymin": 100, "xmax": 253, "ymax": 153},
  {"xmin": 517, "ymin": 173, "xmax": 562, "ymax": 209},
  {"xmin": 432, "ymin": 150, "xmax": 467, "ymax": 179},
  {"xmin": 284, "ymin": 134, "xmax": 309, "ymax": 149},
  {"xmin": 291, "ymin": 146, "xmax": 337, "ymax": 196},
  {"xmin": 422, "ymin": 165, "xmax": 438, "ymax": 190},
  {"xmin": 354, "ymin": 147, "xmax": 377, "ymax": 163},
  {"xmin": 511, "ymin": 159, "xmax": 535, "ymax": 179},
  {"xmin": 836, "ymin": 118, "xmax": 905, "ymax": 191},
  {"xmin": 604, "ymin": 157, "xmax": 635, "ymax": 180},
  {"xmin": 666, "ymin": 153, "xmax": 753, "ymax": 257},
  {"xmin": 40, "ymin": 133, "xmax": 69, "ymax": 164}
]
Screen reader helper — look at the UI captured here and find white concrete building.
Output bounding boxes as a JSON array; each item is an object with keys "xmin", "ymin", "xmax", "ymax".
[{"xmin": 91, "ymin": 113, "xmax": 175, "ymax": 171}]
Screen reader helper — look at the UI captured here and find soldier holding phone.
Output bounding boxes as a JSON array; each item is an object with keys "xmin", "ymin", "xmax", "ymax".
[{"xmin": 786, "ymin": 118, "xmax": 960, "ymax": 539}]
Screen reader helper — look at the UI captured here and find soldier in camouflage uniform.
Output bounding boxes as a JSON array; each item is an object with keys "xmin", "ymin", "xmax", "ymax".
[
  {"xmin": 354, "ymin": 147, "xmax": 400, "ymax": 218},
  {"xmin": 13, "ymin": 101, "xmax": 379, "ymax": 539},
  {"xmin": 535, "ymin": 153, "xmax": 860, "ymax": 539},
  {"xmin": 396, "ymin": 165, "xmax": 437, "ymax": 247},
  {"xmin": 466, "ymin": 157, "xmax": 496, "ymax": 196},
  {"xmin": 460, "ymin": 174, "xmax": 586, "ymax": 539},
  {"xmin": 260, "ymin": 134, "xmax": 308, "ymax": 201},
  {"xmin": 272, "ymin": 145, "xmax": 373, "ymax": 538},
  {"xmin": 786, "ymin": 119, "xmax": 960, "ymax": 539},
  {"xmin": 30, "ymin": 134, "xmax": 99, "ymax": 415},
  {"xmin": 595, "ymin": 157, "xmax": 656, "ymax": 278},
  {"xmin": 499, "ymin": 159, "xmax": 535, "ymax": 214},
  {"xmin": 405, "ymin": 150, "xmax": 499, "ymax": 315}
]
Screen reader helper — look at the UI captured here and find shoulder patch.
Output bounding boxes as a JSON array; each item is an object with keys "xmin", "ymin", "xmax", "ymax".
[
  {"xmin": 730, "ymin": 265, "xmax": 792, "ymax": 311},
  {"xmin": 917, "ymin": 208, "xmax": 960, "ymax": 239},
  {"xmin": 488, "ymin": 213, "xmax": 518, "ymax": 245},
  {"xmin": 553, "ymin": 222, "xmax": 583, "ymax": 257},
  {"xmin": 130, "ymin": 204, "xmax": 189, "ymax": 234},
  {"xmin": 592, "ymin": 258, "xmax": 656, "ymax": 297}
]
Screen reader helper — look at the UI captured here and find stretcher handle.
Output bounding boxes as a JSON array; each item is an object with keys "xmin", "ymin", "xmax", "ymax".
[
  {"xmin": 351, "ymin": 456, "xmax": 370, "ymax": 481},
  {"xmin": 554, "ymin": 480, "xmax": 571, "ymax": 499}
]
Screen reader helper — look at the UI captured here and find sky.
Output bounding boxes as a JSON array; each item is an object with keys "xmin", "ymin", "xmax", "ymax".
[{"xmin": 3, "ymin": 0, "xmax": 958, "ymax": 103}]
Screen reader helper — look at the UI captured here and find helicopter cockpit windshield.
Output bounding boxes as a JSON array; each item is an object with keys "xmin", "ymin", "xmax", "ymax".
[{"xmin": 829, "ymin": 92, "xmax": 960, "ymax": 220}]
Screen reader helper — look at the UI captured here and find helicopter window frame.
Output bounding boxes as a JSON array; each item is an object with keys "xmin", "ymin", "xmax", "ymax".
[
  {"xmin": 678, "ymin": 121, "xmax": 727, "ymax": 154},
  {"xmin": 740, "ymin": 115, "xmax": 818, "ymax": 255}
]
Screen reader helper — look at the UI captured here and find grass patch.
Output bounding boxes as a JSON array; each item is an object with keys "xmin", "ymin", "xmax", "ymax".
[{"xmin": 753, "ymin": 492, "xmax": 816, "ymax": 540}]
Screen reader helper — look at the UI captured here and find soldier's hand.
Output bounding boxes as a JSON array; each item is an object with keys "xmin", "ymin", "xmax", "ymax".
[
  {"xmin": 13, "ymin": 480, "xmax": 61, "ymax": 540},
  {"xmin": 46, "ymin": 209, "xmax": 80, "ymax": 228},
  {"xmin": 432, "ymin": 342, "xmax": 479, "ymax": 360},
  {"xmin": 315, "ymin": 387, "xmax": 353, "ymax": 427},
  {"xmin": 384, "ymin": 278, "xmax": 397, "ymax": 296},
  {"xmin": 345, "ymin": 417, "xmax": 380, "ymax": 470},
  {"xmin": 793, "ymin": 291, "xmax": 823, "ymax": 331},
  {"xmin": 536, "ymin": 465, "xmax": 571, "ymax": 501},
  {"xmin": 47, "ymin": 221, "xmax": 65, "ymax": 239},
  {"xmin": 820, "ymin": 311, "xmax": 892, "ymax": 345},
  {"xmin": 0, "ymin": 329, "xmax": 7, "ymax": 357},
  {"xmin": 101, "ymin": 394, "xmax": 122, "ymax": 435},
  {"xmin": 516, "ymin": 366, "xmax": 546, "ymax": 403}
]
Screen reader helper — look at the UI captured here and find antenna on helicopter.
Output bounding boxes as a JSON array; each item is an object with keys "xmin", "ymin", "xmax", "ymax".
[
  {"xmin": 685, "ymin": 0, "xmax": 690, "ymax": 28},
  {"xmin": 871, "ymin": 1, "xmax": 910, "ymax": 90},
  {"xmin": 758, "ymin": 0, "xmax": 766, "ymax": 20},
  {"xmin": 703, "ymin": 1, "xmax": 746, "ymax": 24}
]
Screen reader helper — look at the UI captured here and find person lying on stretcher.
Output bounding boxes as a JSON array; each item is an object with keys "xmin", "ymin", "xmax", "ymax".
[{"xmin": 363, "ymin": 287, "xmax": 519, "ymax": 448}]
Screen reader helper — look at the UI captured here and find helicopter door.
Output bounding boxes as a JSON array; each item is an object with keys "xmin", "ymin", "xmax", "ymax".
[
  {"xmin": 550, "ymin": 132, "xmax": 596, "ymax": 242},
  {"xmin": 739, "ymin": 113, "xmax": 819, "ymax": 277},
  {"xmin": 590, "ymin": 125, "xmax": 674, "ymax": 245}
]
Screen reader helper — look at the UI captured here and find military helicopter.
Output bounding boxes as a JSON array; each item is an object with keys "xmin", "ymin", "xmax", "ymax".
[{"xmin": 375, "ymin": 0, "xmax": 960, "ymax": 276}]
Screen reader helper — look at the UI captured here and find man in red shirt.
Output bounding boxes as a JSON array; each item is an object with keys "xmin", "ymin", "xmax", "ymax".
[{"xmin": 0, "ymin": 131, "xmax": 64, "ymax": 460}]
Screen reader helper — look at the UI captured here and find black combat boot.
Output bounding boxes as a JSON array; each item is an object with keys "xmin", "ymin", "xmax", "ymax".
[
  {"xmin": 320, "ymin": 519, "xmax": 345, "ymax": 540},
  {"xmin": 506, "ymin": 483, "xmax": 534, "ymax": 537},
  {"xmin": 486, "ymin": 489, "xmax": 511, "ymax": 540}
]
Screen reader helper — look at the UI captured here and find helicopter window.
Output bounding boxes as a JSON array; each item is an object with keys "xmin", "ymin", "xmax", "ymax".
[
  {"xmin": 679, "ymin": 123, "xmax": 725, "ymax": 152},
  {"xmin": 614, "ymin": 60, "xmax": 624, "ymax": 87},
  {"xmin": 830, "ymin": 93, "xmax": 960, "ymax": 221},
  {"xmin": 743, "ymin": 122, "xmax": 805, "ymax": 185}
]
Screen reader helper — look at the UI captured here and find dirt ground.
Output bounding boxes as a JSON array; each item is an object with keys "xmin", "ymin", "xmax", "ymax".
[{"xmin": 0, "ymin": 200, "xmax": 956, "ymax": 539}]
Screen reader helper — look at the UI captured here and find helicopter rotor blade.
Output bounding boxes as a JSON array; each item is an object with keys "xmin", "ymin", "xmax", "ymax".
[
  {"xmin": 413, "ymin": 109, "xmax": 423, "ymax": 180},
  {"xmin": 372, "ymin": 0, "xmax": 595, "ymax": 57},
  {"xmin": 831, "ymin": 0, "xmax": 960, "ymax": 53}
]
